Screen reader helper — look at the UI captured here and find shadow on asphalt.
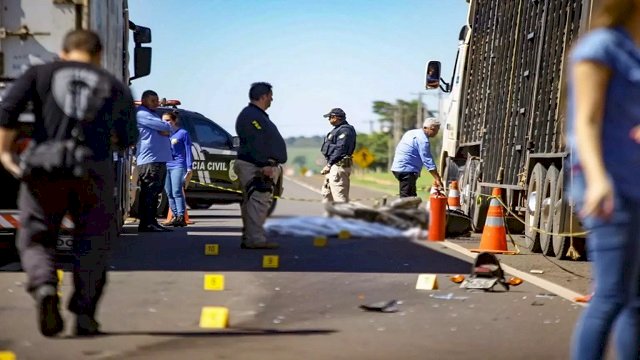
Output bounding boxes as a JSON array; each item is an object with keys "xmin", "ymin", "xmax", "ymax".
[
  {"xmin": 64, "ymin": 328, "xmax": 336, "ymax": 339},
  {"xmin": 97, "ymin": 223, "xmax": 472, "ymax": 274}
]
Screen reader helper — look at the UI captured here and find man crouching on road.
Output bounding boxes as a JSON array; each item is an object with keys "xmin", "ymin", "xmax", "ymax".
[{"xmin": 234, "ymin": 82, "xmax": 287, "ymax": 249}]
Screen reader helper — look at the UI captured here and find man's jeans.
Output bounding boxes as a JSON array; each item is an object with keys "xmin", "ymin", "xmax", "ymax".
[
  {"xmin": 570, "ymin": 174, "xmax": 640, "ymax": 360},
  {"xmin": 164, "ymin": 167, "xmax": 186, "ymax": 217}
]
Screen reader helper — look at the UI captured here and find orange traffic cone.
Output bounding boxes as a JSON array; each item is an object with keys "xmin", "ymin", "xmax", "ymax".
[
  {"xmin": 182, "ymin": 188, "xmax": 194, "ymax": 224},
  {"xmin": 162, "ymin": 208, "xmax": 175, "ymax": 226},
  {"xmin": 471, "ymin": 188, "xmax": 516, "ymax": 254},
  {"xmin": 447, "ymin": 181, "xmax": 461, "ymax": 211}
]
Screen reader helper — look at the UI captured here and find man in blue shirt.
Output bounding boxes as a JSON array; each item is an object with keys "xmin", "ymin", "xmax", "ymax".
[
  {"xmin": 135, "ymin": 90, "xmax": 173, "ymax": 232},
  {"xmin": 390, "ymin": 117, "xmax": 443, "ymax": 197}
]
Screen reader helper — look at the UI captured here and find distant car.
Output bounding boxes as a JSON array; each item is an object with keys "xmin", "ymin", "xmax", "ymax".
[{"xmin": 129, "ymin": 100, "xmax": 282, "ymax": 218}]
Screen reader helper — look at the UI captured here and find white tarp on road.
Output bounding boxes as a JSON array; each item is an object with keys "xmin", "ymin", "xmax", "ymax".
[{"xmin": 265, "ymin": 216, "xmax": 408, "ymax": 238}]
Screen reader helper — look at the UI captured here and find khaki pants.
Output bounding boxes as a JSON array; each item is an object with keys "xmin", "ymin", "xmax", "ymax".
[
  {"xmin": 234, "ymin": 159, "xmax": 281, "ymax": 245},
  {"xmin": 321, "ymin": 165, "xmax": 351, "ymax": 203}
]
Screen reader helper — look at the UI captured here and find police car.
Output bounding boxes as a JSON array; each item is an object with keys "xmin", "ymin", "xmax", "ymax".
[{"xmin": 130, "ymin": 99, "xmax": 282, "ymax": 217}]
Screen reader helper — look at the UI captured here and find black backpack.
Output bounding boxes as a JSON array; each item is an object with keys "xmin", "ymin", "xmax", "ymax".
[{"xmin": 20, "ymin": 67, "xmax": 109, "ymax": 181}]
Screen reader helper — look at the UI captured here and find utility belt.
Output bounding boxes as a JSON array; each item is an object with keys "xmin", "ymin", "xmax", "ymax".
[{"xmin": 335, "ymin": 156, "xmax": 352, "ymax": 168}]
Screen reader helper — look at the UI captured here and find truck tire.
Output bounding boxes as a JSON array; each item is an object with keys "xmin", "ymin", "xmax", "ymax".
[
  {"xmin": 471, "ymin": 185, "xmax": 490, "ymax": 233},
  {"xmin": 443, "ymin": 158, "xmax": 461, "ymax": 188},
  {"xmin": 460, "ymin": 158, "xmax": 480, "ymax": 215},
  {"xmin": 525, "ymin": 163, "xmax": 546, "ymax": 253},
  {"xmin": 540, "ymin": 165, "xmax": 559, "ymax": 256},
  {"xmin": 552, "ymin": 170, "xmax": 569, "ymax": 259}
]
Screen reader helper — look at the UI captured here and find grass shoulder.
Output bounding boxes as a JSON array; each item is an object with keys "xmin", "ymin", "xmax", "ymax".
[{"xmin": 350, "ymin": 169, "xmax": 434, "ymax": 199}]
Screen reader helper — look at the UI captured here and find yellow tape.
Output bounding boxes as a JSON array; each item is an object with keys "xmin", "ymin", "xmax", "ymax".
[
  {"xmin": 190, "ymin": 179, "xmax": 587, "ymax": 237},
  {"xmin": 486, "ymin": 194, "xmax": 588, "ymax": 237}
]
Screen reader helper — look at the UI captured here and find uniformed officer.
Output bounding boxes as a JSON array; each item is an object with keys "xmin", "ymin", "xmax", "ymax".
[
  {"xmin": 320, "ymin": 108, "xmax": 357, "ymax": 203},
  {"xmin": 234, "ymin": 82, "xmax": 287, "ymax": 249}
]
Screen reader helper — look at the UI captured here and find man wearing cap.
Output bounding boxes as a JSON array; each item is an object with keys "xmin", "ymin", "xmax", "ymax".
[
  {"xmin": 320, "ymin": 108, "xmax": 357, "ymax": 203},
  {"xmin": 390, "ymin": 117, "xmax": 443, "ymax": 197}
]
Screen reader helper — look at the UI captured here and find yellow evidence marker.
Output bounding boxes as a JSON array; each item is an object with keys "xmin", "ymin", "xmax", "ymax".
[
  {"xmin": 338, "ymin": 230, "xmax": 351, "ymax": 240},
  {"xmin": 204, "ymin": 244, "xmax": 219, "ymax": 255},
  {"xmin": 262, "ymin": 255, "xmax": 279, "ymax": 269},
  {"xmin": 0, "ymin": 351, "xmax": 16, "ymax": 360},
  {"xmin": 204, "ymin": 274, "xmax": 225, "ymax": 291},
  {"xmin": 416, "ymin": 274, "xmax": 439, "ymax": 290},
  {"xmin": 313, "ymin": 236, "xmax": 327, "ymax": 247},
  {"xmin": 199, "ymin": 307, "xmax": 229, "ymax": 329}
]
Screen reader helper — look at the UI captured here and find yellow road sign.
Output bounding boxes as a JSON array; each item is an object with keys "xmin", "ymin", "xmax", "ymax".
[{"xmin": 352, "ymin": 147, "xmax": 375, "ymax": 168}]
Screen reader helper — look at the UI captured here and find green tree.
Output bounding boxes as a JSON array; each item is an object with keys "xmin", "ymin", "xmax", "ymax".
[
  {"xmin": 370, "ymin": 98, "xmax": 443, "ymax": 170},
  {"xmin": 355, "ymin": 132, "xmax": 390, "ymax": 171},
  {"xmin": 292, "ymin": 155, "xmax": 307, "ymax": 168}
]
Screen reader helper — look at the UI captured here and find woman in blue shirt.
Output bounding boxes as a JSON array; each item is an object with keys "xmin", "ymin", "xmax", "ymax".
[
  {"xmin": 162, "ymin": 111, "xmax": 193, "ymax": 227},
  {"xmin": 567, "ymin": 1, "xmax": 640, "ymax": 359}
]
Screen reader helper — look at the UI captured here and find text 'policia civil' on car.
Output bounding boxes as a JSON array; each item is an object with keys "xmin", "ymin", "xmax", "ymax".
[{"xmin": 129, "ymin": 99, "xmax": 283, "ymax": 218}]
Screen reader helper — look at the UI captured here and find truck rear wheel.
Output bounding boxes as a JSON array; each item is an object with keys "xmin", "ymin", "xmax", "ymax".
[
  {"xmin": 540, "ymin": 165, "xmax": 559, "ymax": 256},
  {"xmin": 460, "ymin": 158, "xmax": 479, "ymax": 216},
  {"xmin": 552, "ymin": 170, "xmax": 569, "ymax": 259},
  {"xmin": 525, "ymin": 163, "xmax": 546, "ymax": 253},
  {"xmin": 443, "ymin": 158, "xmax": 462, "ymax": 188},
  {"xmin": 471, "ymin": 184, "xmax": 491, "ymax": 233}
]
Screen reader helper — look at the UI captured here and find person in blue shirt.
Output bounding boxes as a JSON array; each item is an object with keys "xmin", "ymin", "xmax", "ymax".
[
  {"xmin": 161, "ymin": 111, "xmax": 193, "ymax": 227},
  {"xmin": 390, "ymin": 117, "xmax": 443, "ymax": 197},
  {"xmin": 566, "ymin": 1, "xmax": 640, "ymax": 359},
  {"xmin": 135, "ymin": 90, "xmax": 173, "ymax": 232}
]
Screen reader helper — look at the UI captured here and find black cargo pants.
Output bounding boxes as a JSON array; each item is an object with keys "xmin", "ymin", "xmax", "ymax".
[
  {"xmin": 137, "ymin": 162, "xmax": 167, "ymax": 227},
  {"xmin": 392, "ymin": 171, "xmax": 419, "ymax": 197},
  {"xmin": 17, "ymin": 158, "xmax": 115, "ymax": 316}
]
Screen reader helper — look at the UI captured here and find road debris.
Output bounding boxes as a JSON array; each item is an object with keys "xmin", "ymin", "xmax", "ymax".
[{"xmin": 359, "ymin": 300, "xmax": 399, "ymax": 313}]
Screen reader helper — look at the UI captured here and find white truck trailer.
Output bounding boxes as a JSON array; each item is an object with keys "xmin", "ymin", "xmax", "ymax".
[
  {"xmin": 426, "ymin": 0, "xmax": 600, "ymax": 259},
  {"xmin": 0, "ymin": 0, "xmax": 152, "ymax": 258}
]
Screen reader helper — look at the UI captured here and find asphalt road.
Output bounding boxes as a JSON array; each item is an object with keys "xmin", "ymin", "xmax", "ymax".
[{"xmin": 0, "ymin": 177, "xmax": 592, "ymax": 359}]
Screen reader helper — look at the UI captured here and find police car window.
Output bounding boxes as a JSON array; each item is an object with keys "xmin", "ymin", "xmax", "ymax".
[{"xmin": 190, "ymin": 117, "xmax": 230, "ymax": 149}]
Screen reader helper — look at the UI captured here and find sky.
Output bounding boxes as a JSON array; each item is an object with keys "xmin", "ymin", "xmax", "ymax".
[{"xmin": 128, "ymin": 0, "xmax": 469, "ymax": 138}]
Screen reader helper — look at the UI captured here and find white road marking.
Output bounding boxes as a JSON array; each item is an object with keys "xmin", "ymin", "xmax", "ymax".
[{"xmin": 285, "ymin": 176, "xmax": 322, "ymax": 194}]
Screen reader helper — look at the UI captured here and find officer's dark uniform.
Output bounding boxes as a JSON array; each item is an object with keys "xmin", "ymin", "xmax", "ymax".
[
  {"xmin": 234, "ymin": 103, "xmax": 287, "ymax": 247},
  {"xmin": 321, "ymin": 108, "xmax": 356, "ymax": 203}
]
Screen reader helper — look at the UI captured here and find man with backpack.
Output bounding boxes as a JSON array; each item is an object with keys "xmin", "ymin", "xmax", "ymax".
[{"xmin": 0, "ymin": 30, "xmax": 138, "ymax": 337}]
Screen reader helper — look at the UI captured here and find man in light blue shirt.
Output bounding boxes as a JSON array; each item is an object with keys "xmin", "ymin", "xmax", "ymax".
[
  {"xmin": 135, "ymin": 90, "xmax": 172, "ymax": 232},
  {"xmin": 390, "ymin": 117, "xmax": 443, "ymax": 197}
]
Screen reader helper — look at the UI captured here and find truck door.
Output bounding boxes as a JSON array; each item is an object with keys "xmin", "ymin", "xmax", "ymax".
[{"xmin": 0, "ymin": 0, "xmax": 77, "ymax": 80}]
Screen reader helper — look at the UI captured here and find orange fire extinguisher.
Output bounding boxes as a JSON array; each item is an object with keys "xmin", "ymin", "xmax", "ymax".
[{"xmin": 428, "ymin": 188, "xmax": 447, "ymax": 241}]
